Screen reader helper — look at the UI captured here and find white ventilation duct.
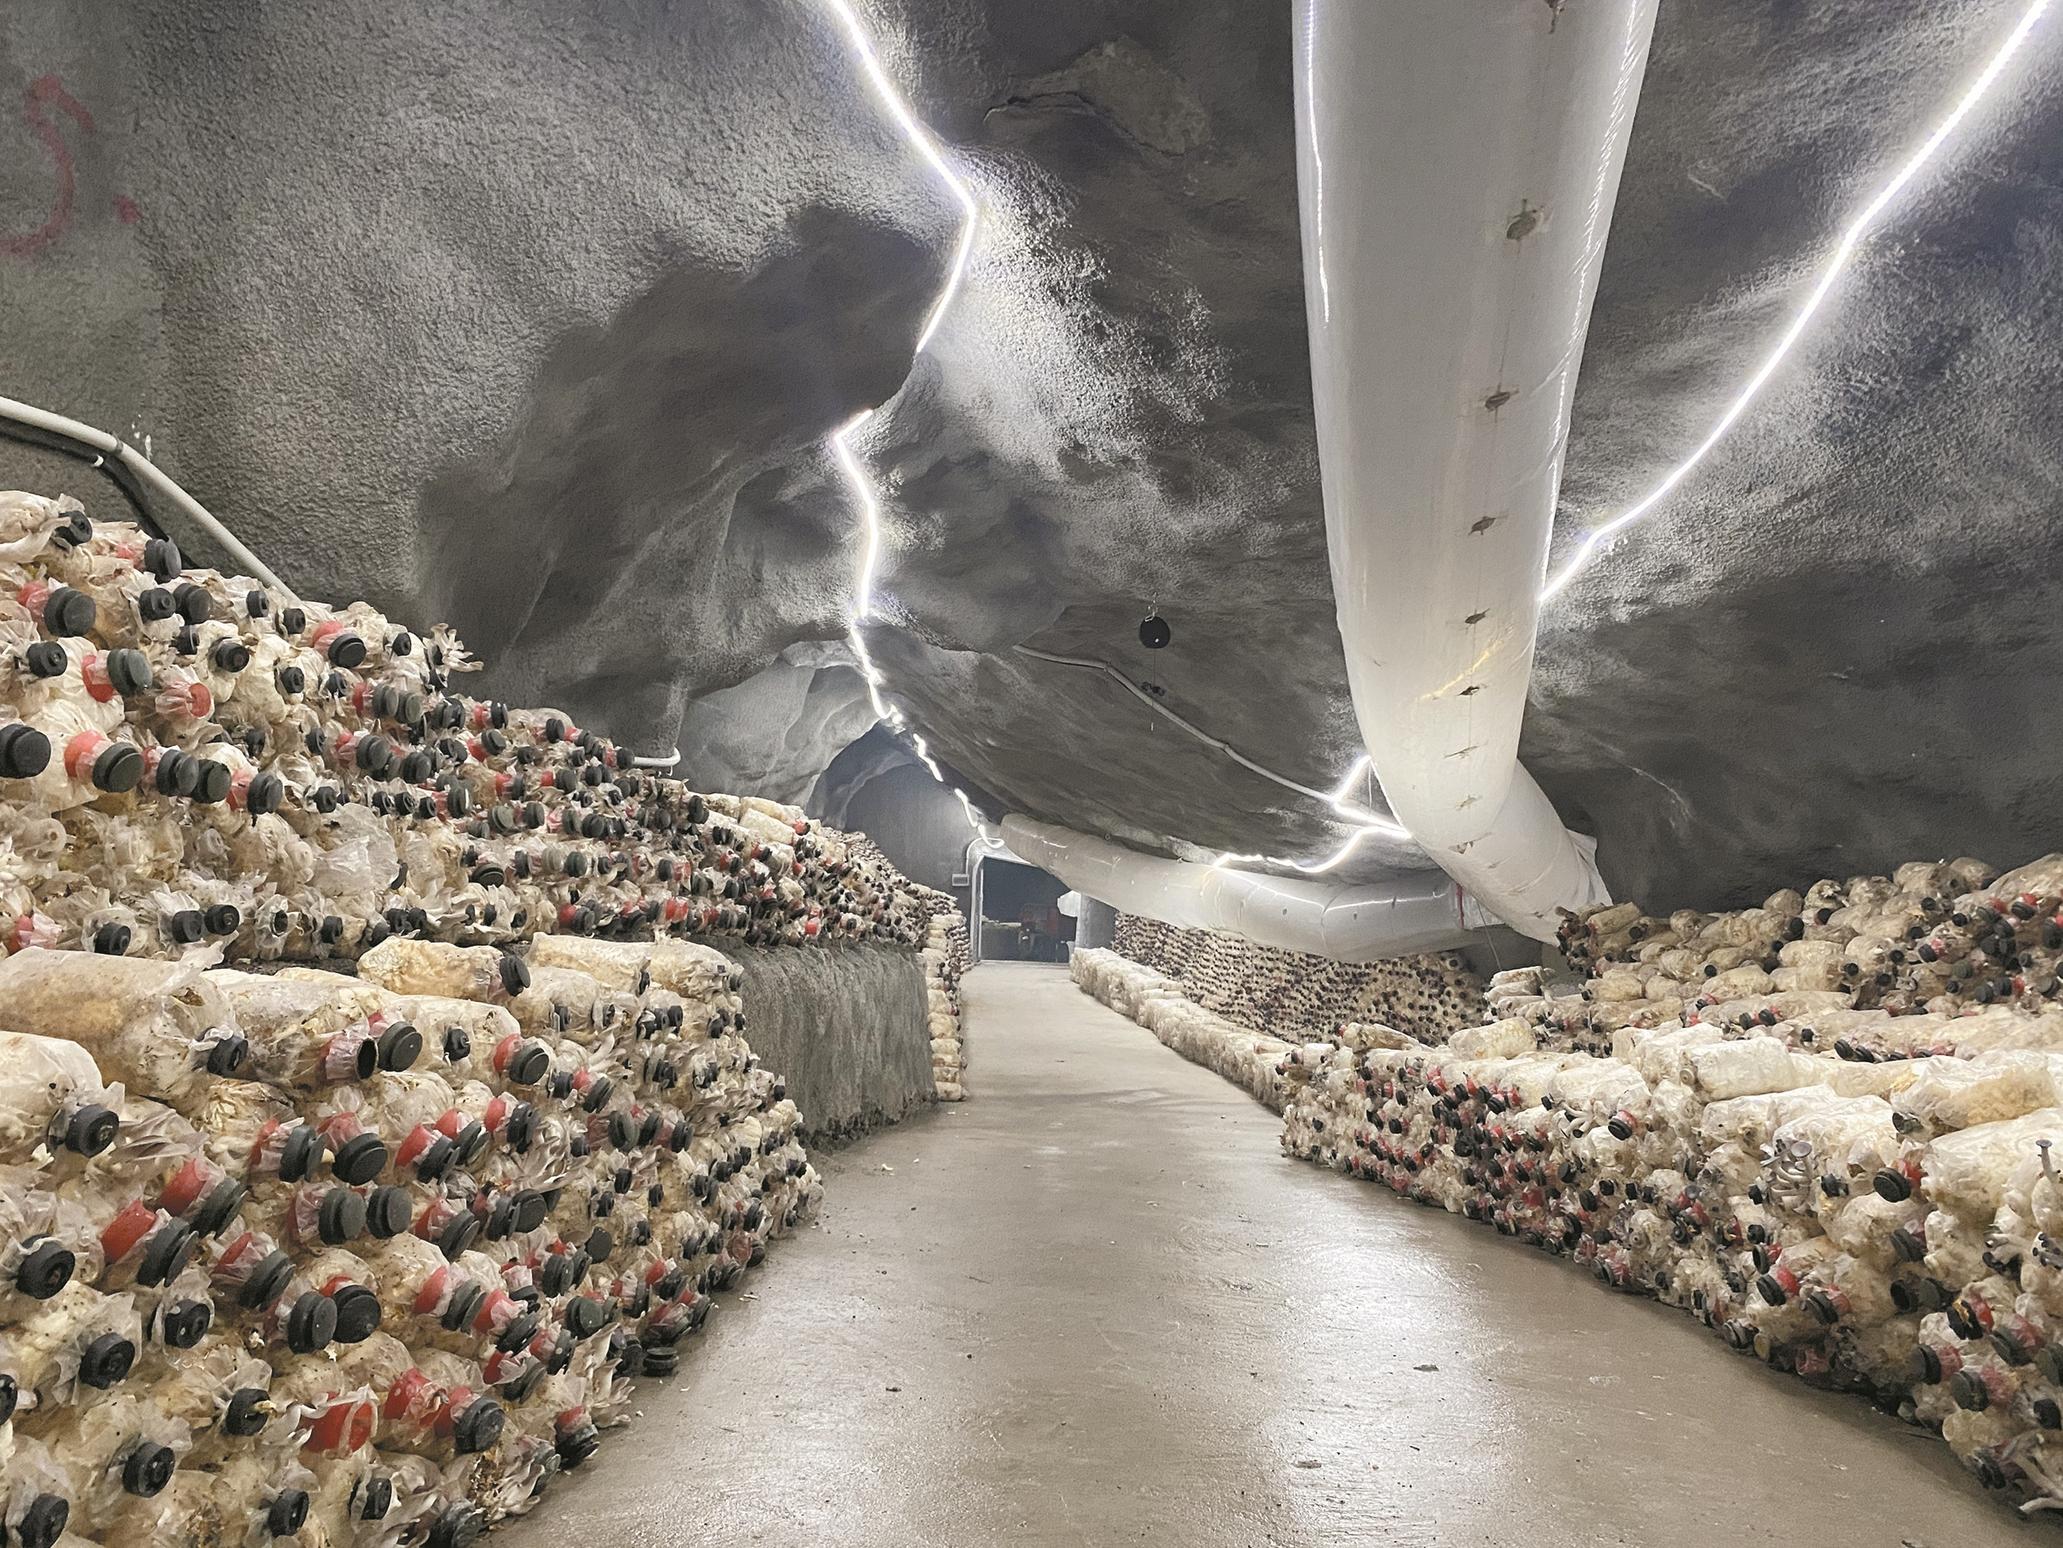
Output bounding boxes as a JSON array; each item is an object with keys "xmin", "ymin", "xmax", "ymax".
[
  {"xmin": 1292, "ymin": 0, "xmax": 1656, "ymax": 941},
  {"xmin": 1001, "ymin": 815, "xmax": 1498, "ymax": 961}
]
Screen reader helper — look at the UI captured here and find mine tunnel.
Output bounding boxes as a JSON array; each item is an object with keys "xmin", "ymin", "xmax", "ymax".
[{"xmin": 1, "ymin": 1, "xmax": 2062, "ymax": 1544}]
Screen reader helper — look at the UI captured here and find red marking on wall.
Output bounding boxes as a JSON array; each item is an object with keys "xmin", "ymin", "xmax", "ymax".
[
  {"xmin": 2, "ymin": 75, "xmax": 96, "ymax": 257},
  {"xmin": 112, "ymin": 194, "xmax": 140, "ymax": 225}
]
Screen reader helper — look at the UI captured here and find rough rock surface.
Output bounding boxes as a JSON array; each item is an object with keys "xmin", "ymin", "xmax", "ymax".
[{"xmin": 4, "ymin": 0, "xmax": 2061, "ymax": 918}]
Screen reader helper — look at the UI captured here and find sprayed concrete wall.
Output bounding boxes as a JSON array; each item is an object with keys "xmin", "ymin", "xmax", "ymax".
[{"xmin": 725, "ymin": 941, "xmax": 934, "ymax": 1140}]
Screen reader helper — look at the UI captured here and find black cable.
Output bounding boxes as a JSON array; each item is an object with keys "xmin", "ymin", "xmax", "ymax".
[{"xmin": 0, "ymin": 417, "xmax": 168, "ymax": 538}]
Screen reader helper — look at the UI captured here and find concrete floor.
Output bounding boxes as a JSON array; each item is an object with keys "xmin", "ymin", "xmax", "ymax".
[{"xmin": 501, "ymin": 962, "xmax": 2044, "ymax": 1547}]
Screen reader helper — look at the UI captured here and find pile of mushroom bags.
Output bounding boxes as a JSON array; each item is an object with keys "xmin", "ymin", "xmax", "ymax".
[
  {"xmin": 923, "ymin": 908, "xmax": 968, "ymax": 1100},
  {"xmin": 0, "ymin": 492, "xmax": 942, "ymax": 966},
  {"xmin": 0, "ymin": 935, "xmax": 817, "ymax": 1546},
  {"xmin": 1110, "ymin": 914, "xmax": 1483, "ymax": 1042},
  {"xmin": 1266, "ymin": 848, "xmax": 2063, "ymax": 1514},
  {"xmin": 1072, "ymin": 949, "xmax": 1292, "ymax": 1110}
]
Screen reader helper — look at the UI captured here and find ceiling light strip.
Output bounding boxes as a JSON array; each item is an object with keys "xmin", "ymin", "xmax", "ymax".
[
  {"xmin": 1540, "ymin": 0, "xmax": 2054, "ymax": 602},
  {"xmin": 819, "ymin": 0, "xmax": 1394, "ymax": 873}
]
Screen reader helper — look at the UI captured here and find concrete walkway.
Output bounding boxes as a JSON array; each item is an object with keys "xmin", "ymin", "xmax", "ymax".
[{"xmin": 501, "ymin": 961, "xmax": 2041, "ymax": 1547}]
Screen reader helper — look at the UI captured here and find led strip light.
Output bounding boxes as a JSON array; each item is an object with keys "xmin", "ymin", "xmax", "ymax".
[
  {"xmin": 818, "ymin": 0, "xmax": 988, "ymax": 845},
  {"xmin": 1540, "ymin": 0, "xmax": 2054, "ymax": 602},
  {"xmin": 820, "ymin": 0, "xmax": 1398, "ymax": 868},
  {"xmin": 822, "ymin": 0, "xmax": 2053, "ymax": 882}
]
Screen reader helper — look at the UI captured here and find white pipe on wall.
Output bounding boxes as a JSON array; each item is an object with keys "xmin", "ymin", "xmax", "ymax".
[
  {"xmin": 0, "ymin": 394, "xmax": 297, "ymax": 599},
  {"xmin": 1293, "ymin": 0, "xmax": 1655, "ymax": 941},
  {"xmin": 1001, "ymin": 815, "xmax": 1498, "ymax": 961}
]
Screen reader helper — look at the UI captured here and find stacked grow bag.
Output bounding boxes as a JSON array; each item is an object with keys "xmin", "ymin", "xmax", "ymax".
[{"xmin": 0, "ymin": 489, "xmax": 960, "ymax": 1545}]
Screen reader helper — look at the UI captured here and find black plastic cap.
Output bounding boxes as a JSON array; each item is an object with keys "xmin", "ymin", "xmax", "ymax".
[
  {"xmin": 496, "ymin": 1309, "xmax": 541, "ymax": 1354},
  {"xmin": 556, "ymin": 1423, "xmax": 602, "ymax": 1469},
  {"xmin": 511, "ymin": 1190, "xmax": 548, "ymax": 1234},
  {"xmin": 452, "ymin": 1397, "xmax": 505, "ymax": 1455},
  {"xmin": 102, "ymin": 647, "xmax": 151, "ymax": 697},
  {"xmin": 266, "ymin": 1488, "xmax": 310, "ymax": 1538},
  {"xmin": 437, "ymin": 1213, "xmax": 481, "ymax": 1259},
  {"xmin": 448, "ymin": 1119, "xmax": 486, "ymax": 1165},
  {"xmin": 138, "ymin": 586, "xmax": 177, "ymax": 622},
  {"xmin": 43, "ymin": 585, "xmax": 96, "ymax": 636},
  {"xmin": 0, "ymin": 1372, "xmax": 15, "ymax": 1425},
  {"xmin": 565, "ymin": 1295, "xmax": 611, "ymax": 1337},
  {"xmin": 195, "ymin": 1179, "xmax": 246, "ymax": 1236},
  {"xmin": 359, "ymin": 1474, "xmax": 394, "ymax": 1521},
  {"xmin": 16, "ymin": 1494, "xmax": 68, "ymax": 1548},
  {"xmin": 79, "ymin": 1331, "xmax": 136, "ymax": 1388},
  {"xmin": 0, "ymin": 722, "xmax": 50, "ymax": 780},
  {"xmin": 366, "ymin": 1185, "xmax": 411, "ymax": 1239},
  {"xmin": 137, "ymin": 1222, "xmax": 196, "ymax": 1286},
  {"xmin": 172, "ymin": 583, "xmax": 213, "ymax": 624},
  {"xmin": 331, "ymin": 1282, "xmax": 383, "ymax": 1343},
  {"xmin": 325, "ymin": 630, "xmax": 367, "ymax": 668},
  {"xmin": 61, "ymin": 1100, "xmax": 119, "ymax": 1157},
  {"xmin": 537, "ymin": 1254, "xmax": 575, "ymax": 1297},
  {"xmin": 429, "ymin": 1504, "xmax": 488, "ymax": 1548},
  {"xmin": 151, "ymin": 748, "xmax": 195, "ymax": 797},
  {"xmin": 211, "ymin": 638, "xmax": 251, "ymax": 673},
  {"xmin": 15, "ymin": 1236, "xmax": 74, "ymax": 1299},
  {"xmin": 167, "ymin": 907, "xmax": 205, "ymax": 944},
  {"xmin": 140, "ymin": 536, "xmax": 183, "ymax": 580},
  {"xmin": 193, "ymin": 1038, "xmax": 246, "ymax": 1092},
  {"xmin": 91, "ymin": 921, "xmax": 131, "ymax": 956},
  {"xmin": 224, "ymin": 1385, "xmax": 270, "ymax": 1436},
  {"xmin": 285, "ymin": 1290, "xmax": 339, "ymax": 1353},
  {"xmin": 280, "ymin": 606, "xmax": 306, "ymax": 636},
  {"xmin": 505, "ymin": 1040, "xmax": 549, "ymax": 1086},
  {"xmin": 241, "ymin": 1248, "xmax": 295, "ymax": 1309},
  {"xmin": 355, "ymin": 733, "xmax": 394, "ymax": 775},
  {"xmin": 331, "ymin": 1133, "xmax": 388, "ymax": 1186},
  {"xmin": 159, "ymin": 1296, "xmax": 212, "ymax": 1348},
  {"xmin": 506, "ymin": 1103, "xmax": 540, "ymax": 1154},
  {"xmin": 92, "ymin": 741, "xmax": 144, "ymax": 793},
  {"xmin": 189, "ymin": 757, "xmax": 231, "ymax": 804},
  {"xmin": 377, "ymin": 1021, "xmax": 423, "ymax": 1073},
  {"xmin": 23, "ymin": 640, "xmax": 64, "ymax": 678},
  {"xmin": 486, "ymin": 1196, "xmax": 517, "ymax": 1239},
  {"xmin": 498, "ymin": 952, "xmax": 531, "ymax": 995},
  {"xmin": 412, "ymin": 1134, "xmax": 457, "ymax": 1183},
  {"xmin": 319, "ymin": 1187, "xmax": 369, "ymax": 1244},
  {"xmin": 246, "ymin": 771, "xmax": 285, "ymax": 815},
  {"xmin": 122, "ymin": 1440, "xmax": 176, "ymax": 1497}
]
